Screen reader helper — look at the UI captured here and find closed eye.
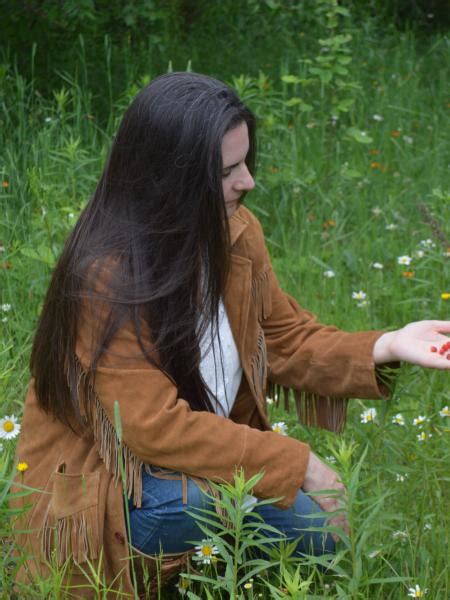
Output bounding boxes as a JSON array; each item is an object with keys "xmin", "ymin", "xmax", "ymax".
[
  {"xmin": 222, "ymin": 163, "xmax": 238, "ymax": 178},
  {"xmin": 222, "ymin": 158, "xmax": 247, "ymax": 178}
]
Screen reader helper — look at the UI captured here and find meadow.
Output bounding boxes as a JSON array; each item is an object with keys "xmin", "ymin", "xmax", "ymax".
[{"xmin": 0, "ymin": 2, "xmax": 449, "ymax": 598}]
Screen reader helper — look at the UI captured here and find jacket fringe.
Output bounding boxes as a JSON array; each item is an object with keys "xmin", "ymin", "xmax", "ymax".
[
  {"xmin": 250, "ymin": 327, "xmax": 268, "ymax": 402},
  {"xmin": 252, "ymin": 268, "xmax": 272, "ymax": 321},
  {"xmin": 41, "ymin": 505, "xmax": 99, "ymax": 565},
  {"xmin": 69, "ymin": 358, "xmax": 145, "ymax": 507},
  {"xmin": 267, "ymin": 382, "xmax": 348, "ymax": 433}
]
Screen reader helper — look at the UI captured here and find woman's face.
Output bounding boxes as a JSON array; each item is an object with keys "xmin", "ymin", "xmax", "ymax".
[{"xmin": 221, "ymin": 122, "xmax": 255, "ymax": 217}]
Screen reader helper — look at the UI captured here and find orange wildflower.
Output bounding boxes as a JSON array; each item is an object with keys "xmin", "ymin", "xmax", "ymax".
[
  {"xmin": 390, "ymin": 130, "xmax": 401, "ymax": 138},
  {"xmin": 2, "ymin": 181, "xmax": 9, "ymax": 188},
  {"xmin": 1, "ymin": 262, "xmax": 12, "ymax": 270},
  {"xmin": 323, "ymin": 219, "xmax": 336, "ymax": 229},
  {"xmin": 370, "ymin": 149, "xmax": 380, "ymax": 155},
  {"xmin": 402, "ymin": 271, "xmax": 414, "ymax": 278},
  {"xmin": 371, "ymin": 162, "xmax": 382, "ymax": 169}
]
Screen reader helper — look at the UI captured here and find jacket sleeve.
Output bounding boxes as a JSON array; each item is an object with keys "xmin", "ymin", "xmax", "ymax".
[
  {"xmin": 243, "ymin": 209, "xmax": 392, "ymax": 400},
  {"xmin": 76, "ymin": 303, "xmax": 309, "ymax": 509},
  {"xmin": 264, "ymin": 266, "xmax": 390, "ymax": 399}
]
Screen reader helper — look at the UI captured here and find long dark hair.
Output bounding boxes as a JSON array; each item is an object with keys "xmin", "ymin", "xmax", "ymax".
[{"xmin": 31, "ymin": 72, "xmax": 256, "ymax": 428}]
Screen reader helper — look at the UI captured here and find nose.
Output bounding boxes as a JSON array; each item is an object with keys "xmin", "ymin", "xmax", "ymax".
[{"xmin": 234, "ymin": 164, "xmax": 255, "ymax": 192}]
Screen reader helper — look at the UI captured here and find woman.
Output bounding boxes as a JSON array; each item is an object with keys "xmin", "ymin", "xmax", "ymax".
[{"xmin": 12, "ymin": 72, "xmax": 450, "ymax": 597}]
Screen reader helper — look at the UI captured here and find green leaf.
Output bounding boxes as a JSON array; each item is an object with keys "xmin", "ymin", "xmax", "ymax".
[
  {"xmin": 281, "ymin": 74, "xmax": 301, "ymax": 84},
  {"xmin": 345, "ymin": 127, "xmax": 373, "ymax": 144},
  {"xmin": 20, "ymin": 244, "xmax": 56, "ymax": 267},
  {"xmin": 285, "ymin": 97, "xmax": 302, "ymax": 106},
  {"xmin": 335, "ymin": 98, "xmax": 355, "ymax": 112}
]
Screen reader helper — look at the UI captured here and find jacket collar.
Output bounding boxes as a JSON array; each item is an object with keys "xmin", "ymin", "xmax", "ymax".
[{"xmin": 228, "ymin": 206, "xmax": 249, "ymax": 247}]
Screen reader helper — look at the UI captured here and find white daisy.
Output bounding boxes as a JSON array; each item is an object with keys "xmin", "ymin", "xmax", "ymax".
[
  {"xmin": 360, "ymin": 408, "xmax": 377, "ymax": 423},
  {"xmin": 403, "ymin": 135, "xmax": 413, "ymax": 145},
  {"xmin": 385, "ymin": 223, "xmax": 398, "ymax": 231},
  {"xmin": 414, "ymin": 250, "xmax": 425, "ymax": 259},
  {"xmin": 352, "ymin": 290, "xmax": 367, "ymax": 301},
  {"xmin": 412, "ymin": 415, "xmax": 428, "ymax": 427},
  {"xmin": 419, "ymin": 239, "xmax": 435, "ymax": 248},
  {"xmin": 407, "ymin": 584, "xmax": 428, "ymax": 598},
  {"xmin": 372, "ymin": 114, "xmax": 384, "ymax": 122},
  {"xmin": 0, "ymin": 415, "xmax": 21, "ymax": 440},
  {"xmin": 392, "ymin": 530, "xmax": 408, "ymax": 541},
  {"xmin": 417, "ymin": 432, "xmax": 432, "ymax": 442},
  {"xmin": 439, "ymin": 406, "xmax": 449, "ymax": 417},
  {"xmin": 272, "ymin": 422, "xmax": 288, "ymax": 435},
  {"xmin": 391, "ymin": 413, "xmax": 405, "ymax": 426},
  {"xmin": 194, "ymin": 539, "xmax": 219, "ymax": 564},
  {"xmin": 372, "ymin": 262, "xmax": 384, "ymax": 269},
  {"xmin": 175, "ymin": 576, "xmax": 189, "ymax": 595},
  {"xmin": 397, "ymin": 255, "xmax": 412, "ymax": 266},
  {"xmin": 323, "ymin": 270, "xmax": 335, "ymax": 278},
  {"xmin": 396, "ymin": 473, "xmax": 408, "ymax": 482},
  {"xmin": 1, "ymin": 304, "xmax": 11, "ymax": 312},
  {"xmin": 371, "ymin": 206, "xmax": 382, "ymax": 216}
]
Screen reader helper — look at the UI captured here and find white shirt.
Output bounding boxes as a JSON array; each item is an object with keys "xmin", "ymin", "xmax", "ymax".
[{"xmin": 199, "ymin": 299, "xmax": 242, "ymax": 416}]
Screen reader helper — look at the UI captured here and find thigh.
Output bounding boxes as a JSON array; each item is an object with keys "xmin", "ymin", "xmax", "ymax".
[
  {"xmin": 127, "ymin": 468, "xmax": 213, "ymax": 555},
  {"xmin": 252, "ymin": 489, "xmax": 335, "ymax": 557}
]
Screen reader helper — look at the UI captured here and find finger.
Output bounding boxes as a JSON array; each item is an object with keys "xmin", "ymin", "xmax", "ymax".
[{"xmin": 428, "ymin": 321, "xmax": 450, "ymax": 333}]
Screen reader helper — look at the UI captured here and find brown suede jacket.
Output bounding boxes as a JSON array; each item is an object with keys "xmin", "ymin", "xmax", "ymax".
[{"xmin": 12, "ymin": 206, "xmax": 389, "ymax": 597}]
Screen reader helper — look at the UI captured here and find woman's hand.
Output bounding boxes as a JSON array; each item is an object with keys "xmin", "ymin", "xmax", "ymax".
[
  {"xmin": 373, "ymin": 320, "xmax": 450, "ymax": 368},
  {"xmin": 302, "ymin": 451, "xmax": 348, "ymax": 540}
]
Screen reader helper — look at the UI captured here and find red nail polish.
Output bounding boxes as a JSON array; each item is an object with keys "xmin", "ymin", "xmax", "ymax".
[{"xmin": 430, "ymin": 346, "xmax": 437, "ymax": 352}]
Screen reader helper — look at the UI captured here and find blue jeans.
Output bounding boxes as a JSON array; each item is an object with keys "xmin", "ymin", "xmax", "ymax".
[{"xmin": 127, "ymin": 468, "xmax": 335, "ymax": 557}]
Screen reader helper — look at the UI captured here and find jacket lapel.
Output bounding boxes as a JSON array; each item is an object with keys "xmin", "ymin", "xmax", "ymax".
[
  {"xmin": 225, "ymin": 209, "xmax": 251, "ymax": 363},
  {"xmin": 223, "ymin": 254, "xmax": 252, "ymax": 363}
]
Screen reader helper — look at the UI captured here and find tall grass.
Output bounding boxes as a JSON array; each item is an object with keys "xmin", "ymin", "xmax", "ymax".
[{"xmin": 0, "ymin": 9, "xmax": 448, "ymax": 598}]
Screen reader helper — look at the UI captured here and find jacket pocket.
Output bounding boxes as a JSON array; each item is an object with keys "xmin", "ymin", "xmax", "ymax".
[{"xmin": 41, "ymin": 464, "xmax": 100, "ymax": 565}]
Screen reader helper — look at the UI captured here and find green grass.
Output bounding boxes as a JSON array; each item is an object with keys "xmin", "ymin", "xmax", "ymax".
[{"xmin": 0, "ymin": 9, "xmax": 449, "ymax": 599}]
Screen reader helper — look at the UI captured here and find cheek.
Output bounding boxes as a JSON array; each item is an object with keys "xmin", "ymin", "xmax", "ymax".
[{"xmin": 222, "ymin": 179, "xmax": 231, "ymax": 201}]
